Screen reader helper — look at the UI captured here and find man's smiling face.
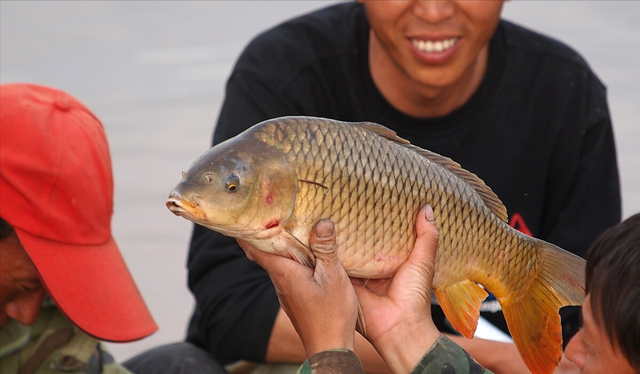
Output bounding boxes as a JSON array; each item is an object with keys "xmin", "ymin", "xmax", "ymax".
[{"xmin": 361, "ymin": 0, "xmax": 504, "ymax": 89}]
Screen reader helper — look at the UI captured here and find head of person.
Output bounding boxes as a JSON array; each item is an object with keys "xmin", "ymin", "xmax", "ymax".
[
  {"xmin": 564, "ymin": 213, "xmax": 640, "ymax": 373},
  {"xmin": 0, "ymin": 217, "xmax": 46, "ymax": 326},
  {"xmin": 0, "ymin": 83, "xmax": 157, "ymax": 342},
  {"xmin": 358, "ymin": 0, "xmax": 506, "ymax": 116}
]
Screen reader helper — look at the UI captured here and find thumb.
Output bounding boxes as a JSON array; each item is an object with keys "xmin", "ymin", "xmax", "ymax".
[
  {"xmin": 309, "ymin": 219, "xmax": 338, "ymax": 260},
  {"xmin": 309, "ymin": 219, "xmax": 344, "ymax": 284},
  {"xmin": 388, "ymin": 205, "xmax": 439, "ymax": 299},
  {"xmin": 410, "ymin": 205, "xmax": 439, "ymax": 268}
]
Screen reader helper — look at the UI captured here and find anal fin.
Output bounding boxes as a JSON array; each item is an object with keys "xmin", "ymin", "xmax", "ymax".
[{"xmin": 434, "ymin": 279, "xmax": 488, "ymax": 339}]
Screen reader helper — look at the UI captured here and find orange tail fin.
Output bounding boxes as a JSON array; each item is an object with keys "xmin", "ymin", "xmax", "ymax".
[{"xmin": 500, "ymin": 240, "xmax": 585, "ymax": 374}]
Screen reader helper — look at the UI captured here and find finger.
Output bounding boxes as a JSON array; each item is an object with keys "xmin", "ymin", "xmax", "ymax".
[
  {"xmin": 309, "ymin": 219, "xmax": 337, "ymax": 258},
  {"xmin": 385, "ymin": 205, "xmax": 439, "ymax": 302},
  {"xmin": 309, "ymin": 219, "xmax": 342, "ymax": 273},
  {"xmin": 409, "ymin": 205, "xmax": 439, "ymax": 267},
  {"xmin": 309, "ymin": 219, "xmax": 352, "ymax": 291}
]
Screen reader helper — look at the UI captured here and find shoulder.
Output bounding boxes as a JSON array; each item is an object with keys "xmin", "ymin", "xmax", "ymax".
[
  {"xmin": 0, "ymin": 305, "xmax": 132, "ymax": 374},
  {"xmin": 500, "ymin": 20, "xmax": 605, "ymax": 90},
  {"xmin": 497, "ymin": 20, "xmax": 609, "ymax": 125},
  {"xmin": 232, "ymin": 3, "xmax": 366, "ymax": 86},
  {"xmin": 501, "ymin": 20, "xmax": 592, "ymax": 70}
]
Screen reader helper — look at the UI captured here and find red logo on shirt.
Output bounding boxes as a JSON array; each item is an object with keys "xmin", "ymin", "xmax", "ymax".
[{"xmin": 509, "ymin": 213, "xmax": 532, "ymax": 237}]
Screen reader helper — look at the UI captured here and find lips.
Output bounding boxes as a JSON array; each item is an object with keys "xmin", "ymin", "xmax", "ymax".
[
  {"xmin": 407, "ymin": 36, "xmax": 461, "ymax": 65},
  {"xmin": 166, "ymin": 196, "xmax": 208, "ymax": 223}
]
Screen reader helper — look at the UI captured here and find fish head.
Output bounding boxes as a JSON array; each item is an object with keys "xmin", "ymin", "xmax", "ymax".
[{"xmin": 166, "ymin": 137, "xmax": 297, "ymax": 239}]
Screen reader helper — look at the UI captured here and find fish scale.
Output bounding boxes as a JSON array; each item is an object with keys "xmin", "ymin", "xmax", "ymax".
[
  {"xmin": 278, "ymin": 120, "xmax": 420, "ymax": 275},
  {"xmin": 167, "ymin": 116, "xmax": 587, "ymax": 374}
]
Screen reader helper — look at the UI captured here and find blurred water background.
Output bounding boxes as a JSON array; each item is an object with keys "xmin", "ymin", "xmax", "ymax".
[{"xmin": 1, "ymin": 0, "xmax": 639, "ymax": 362}]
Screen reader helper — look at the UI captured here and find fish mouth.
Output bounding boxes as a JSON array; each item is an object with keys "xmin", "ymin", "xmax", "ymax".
[{"xmin": 166, "ymin": 196, "xmax": 207, "ymax": 224}]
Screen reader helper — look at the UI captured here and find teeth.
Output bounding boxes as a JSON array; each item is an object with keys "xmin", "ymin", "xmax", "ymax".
[{"xmin": 412, "ymin": 38, "xmax": 458, "ymax": 53}]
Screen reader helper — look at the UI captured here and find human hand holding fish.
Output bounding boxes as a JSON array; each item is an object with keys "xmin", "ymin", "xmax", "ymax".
[
  {"xmin": 243, "ymin": 205, "xmax": 445, "ymax": 374},
  {"xmin": 241, "ymin": 218, "xmax": 359, "ymax": 358},
  {"xmin": 351, "ymin": 205, "xmax": 443, "ymax": 374}
]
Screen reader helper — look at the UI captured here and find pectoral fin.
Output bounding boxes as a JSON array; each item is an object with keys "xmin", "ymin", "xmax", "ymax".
[
  {"xmin": 434, "ymin": 279, "xmax": 488, "ymax": 339},
  {"xmin": 280, "ymin": 230, "xmax": 315, "ymax": 267}
]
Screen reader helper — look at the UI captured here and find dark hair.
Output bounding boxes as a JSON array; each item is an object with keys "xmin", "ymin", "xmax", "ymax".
[
  {"xmin": 586, "ymin": 213, "xmax": 640, "ymax": 370},
  {"xmin": 0, "ymin": 216, "xmax": 14, "ymax": 240}
]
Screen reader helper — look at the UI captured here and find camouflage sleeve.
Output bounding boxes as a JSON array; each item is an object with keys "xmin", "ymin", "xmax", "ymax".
[
  {"xmin": 14, "ymin": 329, "xmax": 133, "ymax": 374},
  {"xmin": 410, "ymin": 335, "xmax": 493, "ymax": 374},
  {"xmin": 297, "ymin": 349, "xmax": 365, "ymax": 374},
  {"xmin": 295, "ymin": 336, "xmax": 492, "ymax": 374},
  {"xmin": 0, "ymin": 304, "xmax": 133, "ymax": 374}
]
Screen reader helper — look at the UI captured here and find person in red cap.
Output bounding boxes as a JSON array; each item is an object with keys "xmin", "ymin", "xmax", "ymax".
[{"xmin": 0, "ymin": 83, "xmax": 158, "ymax": 374}]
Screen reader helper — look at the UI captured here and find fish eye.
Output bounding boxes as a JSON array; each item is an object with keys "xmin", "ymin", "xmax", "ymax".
[{"xmin": 223, "ymin": 173, "xmax": 240, "ymax": 192}]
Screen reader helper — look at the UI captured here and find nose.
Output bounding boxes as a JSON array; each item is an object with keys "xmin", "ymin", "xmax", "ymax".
[
  {"xmin": 168, "ymin": 188, "xmax": 183, "ymax": 200},
  {"xmin": 4, "ymin": 288, "xmax": 46, "ymax": 325},
  {"xmin": 412, "ymin": 0, "xmax": 455, "ymax": 24},
  {"xmin": 564, "ymin": 330, "xmax": 586, "ymax": 370}
]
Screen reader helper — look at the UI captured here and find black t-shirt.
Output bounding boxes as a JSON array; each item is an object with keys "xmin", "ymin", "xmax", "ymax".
[{"xmin": 186, "ymin": 2, "xmax": 621, "ymax": 363}]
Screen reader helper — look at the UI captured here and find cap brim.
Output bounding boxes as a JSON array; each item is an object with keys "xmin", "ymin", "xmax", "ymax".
[{"xmin": 14, "ymin": 228, "xmax": 158, "ymax": 342}]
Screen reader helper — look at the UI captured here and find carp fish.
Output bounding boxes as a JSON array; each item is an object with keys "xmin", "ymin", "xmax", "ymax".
[{"xmin": 167, "ymin": 116, "xmax": 585, "ymax": 374}]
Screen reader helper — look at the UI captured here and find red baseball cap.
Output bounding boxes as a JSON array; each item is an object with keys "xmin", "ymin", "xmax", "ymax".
[{"xmin": 0, "ymin": 83, "xmax": 157, "ymax": 342}]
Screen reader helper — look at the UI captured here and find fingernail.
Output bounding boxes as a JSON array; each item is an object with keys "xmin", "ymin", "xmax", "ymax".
[
  {"xmin": 425, "ymin": 205, "xmax": 435, "ymax": 222},
  {"xmin": 316, "ymin": 219, "xmax": 334, "ymax": 238}
]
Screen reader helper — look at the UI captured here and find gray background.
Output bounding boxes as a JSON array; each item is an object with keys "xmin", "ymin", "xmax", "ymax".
[{"xmin": 2, "ymin": 1, "xmax": 639, "ymax": 362}]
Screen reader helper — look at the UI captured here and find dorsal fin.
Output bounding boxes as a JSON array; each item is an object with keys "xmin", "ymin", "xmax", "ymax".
[
  {"xmin": 358, "ymin": 122, "xmax": 411, "ymax": 144},
  {"xmin": 354, "ymin": 121, "xmax": 509, "ymax": 222}
]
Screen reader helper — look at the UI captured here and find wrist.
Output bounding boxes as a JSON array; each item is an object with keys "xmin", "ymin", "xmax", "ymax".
[
  {"xmin": 447, "ymin": 335, "xmax": 519, "ymax": 369},
  {"xmin": 369, "ymin": 320, "xmax": 441, "ymax": 374},
  {"xmin": 305, "ymin": 349, "xmax": 366, "ymax": 374},
  {"xmin": 303, "ymin": 333, "xmax": 355, "ymax": 357}
]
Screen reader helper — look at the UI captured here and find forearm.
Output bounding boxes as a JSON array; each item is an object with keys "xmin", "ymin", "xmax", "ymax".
[
  {"xmin": 187, "ymin": 227, "xmax": 280, "ymax": 361},
  {"xmin": 369, "ymin": 318, "xmax": 441, "ymax": 374},
  {"xmin": 267, "ymin": 310, "xmax": 391, "ymax": 374},
  {"xmin": 265, "ymin": 310, "xmax": 307, "ymax": 363},
  {"xmin": 410, "ymin": 336, "xmax": 492, "ymax": 374},
  {"xmin": 298, "ymin": 336, "xmax": 492, "ymax": 374},
  {"xmin": 354, "ymin": 334, "xmax": 392, "ymax": 374},
  {"xmin": 298, "ymin": 350, "xmax": 366, "ymax": 374},
  {"xmin": 446, "ymin": 334, "xmax": 527, "ymax": 374}
]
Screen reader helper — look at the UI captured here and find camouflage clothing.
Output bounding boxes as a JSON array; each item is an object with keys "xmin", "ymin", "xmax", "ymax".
[
  {"xmin": 410, "ymin": 336, "xmax": 491, "ymax": 374},
  {"xmin": 0, "ymin": 301, "xmax": 132, "ymax": 374},
  {"xmin": 296, "ymin": 336, "xmax": 492, "ymax": 374},
  {"xmin": 297, "ymin": 350, "xmax": 364, "ymax": 374}
]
